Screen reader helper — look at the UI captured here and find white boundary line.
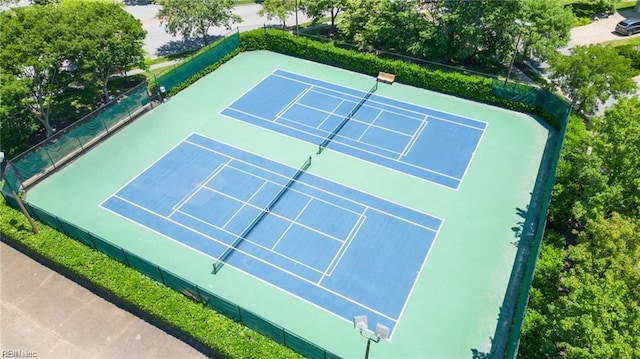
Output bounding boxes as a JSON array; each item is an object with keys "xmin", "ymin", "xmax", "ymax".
[
  {"xmin": 393, "ymin": 217, "xmax": 445, "ymax": 340},
  {"xmin": 170, "ymin": 161, "xmax": 229, "ymax": 215},
  {"xmin": 274, "ymin": 87, "xmax": 312, "ymax": 120},
  {"xmin": 275, "ymin": 68, "xmax": 488, "ymax": 128},
  {"xmin": 189, "ymin": 132, "xmax": 445, "ymax": 225},
  {"xmin": 271, "ymin": 197, "xmax": 313, "ymax": 250},
  {"xmin": 399, "ymin": 116, "xmax": 428, "ymax": 159},
  {"xmin": 322, "ymin": 208, "xmax": 367, "ymax": 279},
  {"xmin": 457, "ymin": 122, "xmax": 489, "ymax": 188}
]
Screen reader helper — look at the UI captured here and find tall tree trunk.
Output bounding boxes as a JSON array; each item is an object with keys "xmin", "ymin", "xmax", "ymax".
[
  {"xmin": 102, "ymin": 80, "xmax": 110, "ymax": 103},
  {"xmin": 42, "ymin": 119, "xmax": 55, "ymax": 138},
  {"xmin": 635, "ymin": 1, "xmax": 639, "ymax": 13}
]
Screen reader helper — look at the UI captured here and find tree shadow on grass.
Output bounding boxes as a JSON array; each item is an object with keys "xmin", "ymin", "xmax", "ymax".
[{"xmin": 155, "ymin": 35, "xmax": 223, "ymax": 58}]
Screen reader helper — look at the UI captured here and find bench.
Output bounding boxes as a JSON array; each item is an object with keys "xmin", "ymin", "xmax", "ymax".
[{"xmin": 377, "ymin": 72, "xmax": 395, "ymax": 84}]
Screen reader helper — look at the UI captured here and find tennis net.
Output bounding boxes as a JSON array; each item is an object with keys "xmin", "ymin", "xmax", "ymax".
[
  {"xmin": 212, "ymin": 156, "xmax": 312, "ymax": 274},
  {"xmin": 317, "ymin": 81, "xmax": 378, "ymax": 154}
]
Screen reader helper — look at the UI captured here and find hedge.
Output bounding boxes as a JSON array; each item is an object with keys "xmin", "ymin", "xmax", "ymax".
[
  {"xmin": 239, "ymin": 29, "xmax": 565, "ymax": 130},
  {"xmin": 0, "ymin": 202, "xmax": 301, "ymax": 359}
]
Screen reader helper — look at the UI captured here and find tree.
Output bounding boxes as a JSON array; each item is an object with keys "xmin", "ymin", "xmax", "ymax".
[
  {"xmin": 519, "ymin": 0, "xmax": 573, "ymax": 62},
  {"xmin": 549, "ymin": 45, "xmax": 636, "ymax": 115},
  {"xmin": 548, "ymin": 214, "xmax": 640, "ymax": 358},
  {"xmin": 425, "ymin": 0, "xmax": 521, "ymax": 64},
  {"xmin": 258, "ymin": 0, "xmax": 296, "ymax": 28},
  {"xmin": 545, "ymin": 115, "xmax": 590, "ymax": 231},
  {"xmin": 302, "ymin": 0, "xmax": 347, "ymax": 26},
  {"xmin": 590, "ymin": 97, "xmax": 640, "ymax": 219},
  {"xmin": 338, "ymin": 0, "xmax": 420, "ymax": 51},
  {"xmin": 0, "ymin": 6, "xmax": 77, "ymax": 137},
  {"xmin": 158, "ymin": 0, "xmax": 241, "ymax": 47},
  {"xmin": 67, "ymin": 1, "xmax": 147, "ymax": 103}
]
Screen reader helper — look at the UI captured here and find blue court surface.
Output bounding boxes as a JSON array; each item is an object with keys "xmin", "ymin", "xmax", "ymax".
[
  {"xmin": 101, "ymin": 133, "xmax": 442, "ymax": 334},
  {"xmin": 221, "ymin": 69, "xmax": 487, "ymax": 189}
]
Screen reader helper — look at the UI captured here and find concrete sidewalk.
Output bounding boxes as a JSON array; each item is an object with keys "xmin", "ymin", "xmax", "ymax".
[{"xmin": 0, "ymin": 240, "xmax": 206, "ymax": 359}]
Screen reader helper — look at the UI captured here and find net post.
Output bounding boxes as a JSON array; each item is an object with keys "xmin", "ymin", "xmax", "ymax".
[{"xmin": 212, "ymin": 155, "xmax": 313, "ymax": 274}]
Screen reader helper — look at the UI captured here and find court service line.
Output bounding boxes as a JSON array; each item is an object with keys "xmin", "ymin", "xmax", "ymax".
[
  {"xmin": 223, "ymin": 109, "xmax": 462, "ymax": 183},
  {"xmin": 270, "ymin": 197, "xmax": 313, "ymax": 251},
  {"xmin": 100, "ymin": 138, "xmax": 190, "ymax": 207},
  {"xmin": 172, "ymin": 207, "xmax": 327, "ymax": 275},
  {"xmin": 280, "ymin": 111, "xmax": 412, "ymax": 153},
  {"xmin": 219, "ymin": 244, "xmax": 400, "ymax": 324},
  {"xmin": 316, "ymin": 98, "xmax": 347, "ymax": 129},
  {"xmin": 307, "ymin": 86, "xmax": 433, "ymax": 125},
  {"xmin": 356, "ymin": 110, "xmax": 385, "ymax": 142},
  {"xmin": 220, "ymin": 181, "xmax": 269, "ymax": 230},
  {"xmin": 274, "ymin": 86, "xmax": 312, "ymax": 120},
  {"xmin": 399, "ymin": 116, "xmax": 428, "ymax": 159},
  {"xmin": 275, "ymin": 69, "xmax": 487, "ymax": 128},
  {"xmin": 392, "ymin": 218, "xmax": 445, "ymax": 341},
  {"xmin": 170, "ymin": 161, "xmax": 230, "ymax": 216},
  {"xmin": 322, "ymin": 210, "xmax": 367, "ymax": 279},
  {"xmin": 198, "ymin": 160, "xmax": 365, "ymax": 218},
  {"xmin": 457, "ymin": 122, "xmax": 489, "ymax": 186},
  {"xmin": 290, "ymin": 87, "xmax": 428, "ymax": 134},
  {"xmin": 188, "ymin": 133, "xmax": 446, "ymax": 221},
  {"xmin": 182, "ymin": 181, "xmax": 352, "ymax": 244}
]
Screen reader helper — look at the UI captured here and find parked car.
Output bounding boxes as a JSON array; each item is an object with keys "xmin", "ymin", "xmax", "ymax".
[{"xmin": 615, "ymin": 18, "xmax": 640, "ymax": 36}]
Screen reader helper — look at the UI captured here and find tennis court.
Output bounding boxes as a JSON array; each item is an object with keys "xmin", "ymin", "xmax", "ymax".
[
  {"xmin": 102, "ymin": 133, "xmax": 441, "ymax": 334},
  {"xmin": 25, "ymin": 51, "xmax": 554, "ymax": 358},
  {"xmin": 222, "ymin": 70, "xmax": 487, "ymax": 189}
]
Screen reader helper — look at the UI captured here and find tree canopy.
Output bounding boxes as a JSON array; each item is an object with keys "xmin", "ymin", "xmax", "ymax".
[
  {"xmin": 158, "ymin": 0, "xmax": 241, "ymax": 46},
  {"xmin": 258, "ymin": 0, "xmax": 297, "ymax": 28},
  {"xmin": 519, "ymin": 0, "xmax": 573, "ymax": 62},
  {"xmin": 549, "ymin": 45, "xmax": 636, "ymax": 115},
  {"xmin": 0, "ymin": 3, "xmax": 147, "ymax": 143},
  {"xmin": 519, "ymin": 95, "xmax": 640, "ymax": 358}
]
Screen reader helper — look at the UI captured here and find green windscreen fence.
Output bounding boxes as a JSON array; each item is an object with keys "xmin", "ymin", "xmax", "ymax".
[
  {"xmin": 156, "ymin": 29, "xmax": 240, "ymax": 93},
  {"xmin": 3, "ymin": 82, "xmax": 151, "ymax": 192},
  {"xmin": 490, "ymin": 79, "xmax": 571, "ymax": 128},
  {"xmin": 0, "ymin": 197, "xmax": 341, "ymax": 359}
]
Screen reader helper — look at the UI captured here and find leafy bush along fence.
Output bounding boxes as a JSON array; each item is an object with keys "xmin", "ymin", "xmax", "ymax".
[
  {"xmin": 240, "ymin": 29, "xmax": 569, "ymax": 129},
  {"xmin": 0, "ymin": 203, "xmax": 303, "ymax": 359}
]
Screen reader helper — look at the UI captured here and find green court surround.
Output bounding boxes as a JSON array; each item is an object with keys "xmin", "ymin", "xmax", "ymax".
[{"xmin": 26, "ymin": 51, "xmax": 554, "ymax": 358}]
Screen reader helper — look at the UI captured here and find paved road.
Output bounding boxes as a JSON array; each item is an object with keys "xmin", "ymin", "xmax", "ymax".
[
  {"xmin": 567, "ymin": 9, "xmax": 638, "ymax": 47},
  {"xmin": 125, "ymin": 2, "xmax": 311, "ymax": 58},
  {"xmin": 0, "ymin": 240, "xmax": 207, "ymax": 359}
]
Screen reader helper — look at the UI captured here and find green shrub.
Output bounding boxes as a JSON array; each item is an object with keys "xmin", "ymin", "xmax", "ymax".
[
  {"xmin": 0, "ymin": 201, "xmax": 301, "ymax": 359},
  {"xmin": 239, "ymin": 29, "xmax": 566, "ymax": 130},
  {"xmin": 616, "ymin": 44, "xmax": 640, "ymax": 71}
]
